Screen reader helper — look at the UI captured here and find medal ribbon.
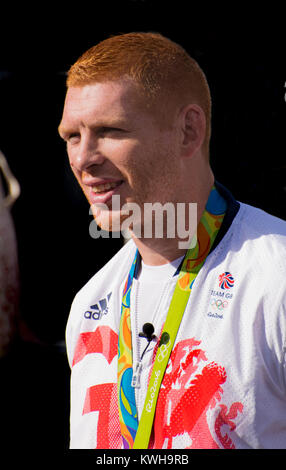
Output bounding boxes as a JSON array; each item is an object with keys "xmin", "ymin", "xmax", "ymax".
[{"xmin": 117, "ymin": 186, "xmax": 227, "ymax": 449}]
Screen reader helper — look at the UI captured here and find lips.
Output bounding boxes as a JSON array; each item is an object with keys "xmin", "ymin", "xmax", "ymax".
[
  {"xmin": 91, "ymin": 181, "xmax": 121, "ymax": 193},
  {"xmin": 84, "ymin": 179, "xmax": 124, "ymax": 205}
]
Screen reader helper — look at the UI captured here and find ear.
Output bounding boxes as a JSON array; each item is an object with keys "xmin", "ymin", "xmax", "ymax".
[{"xmin": 180, "ymin": 104, "xmax": 206, "ymax": 157}]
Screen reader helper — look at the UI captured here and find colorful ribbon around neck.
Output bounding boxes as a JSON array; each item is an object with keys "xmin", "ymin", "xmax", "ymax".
[{"xmin": 117, "ymin": 186, "xmax": 227, "ymax": 449}]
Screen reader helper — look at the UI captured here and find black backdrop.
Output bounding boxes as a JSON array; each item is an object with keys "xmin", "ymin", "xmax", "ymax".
[{"xmin": 0, "ymin": 1, "xmax": 285, "ymax": 452}]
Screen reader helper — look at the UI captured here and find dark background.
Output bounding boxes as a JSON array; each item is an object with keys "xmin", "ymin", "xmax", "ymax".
[{"xmin": 0, "ymin": 1, "xmax": 285, "ymax": 452}]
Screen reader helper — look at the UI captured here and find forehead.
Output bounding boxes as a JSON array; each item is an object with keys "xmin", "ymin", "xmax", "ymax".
[{"xmin": 60, "ymin": 79, "xmax": 146, "ymax": 128}]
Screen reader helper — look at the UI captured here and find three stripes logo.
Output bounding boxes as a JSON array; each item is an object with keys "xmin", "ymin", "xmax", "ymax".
[{"xmin": 84, "ymin": 292, "xmax": 112, "ymax": 320}]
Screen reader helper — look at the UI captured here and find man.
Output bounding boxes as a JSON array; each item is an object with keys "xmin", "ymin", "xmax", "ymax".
[{"xmin": 58, "ymin": 32, "xmax": 286, "ymax": 449}]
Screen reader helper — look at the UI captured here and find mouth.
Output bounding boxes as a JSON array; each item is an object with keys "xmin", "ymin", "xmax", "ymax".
[
  {"xmin": 86, "ymin": 179, "xmax": 124, "ymax": 205},
  {"xmin": 91, "ymin": 180, "xmax": 122, "ymax": 194}
]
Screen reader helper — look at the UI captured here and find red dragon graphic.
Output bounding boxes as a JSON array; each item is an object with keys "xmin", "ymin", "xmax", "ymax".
[
  {"xmin": 150, "ymin": 337, "xmax": 243, "ymax": 449},
  {"xmin": 73, "ymin": 327, "xmax": 243, "ymax": 448}
]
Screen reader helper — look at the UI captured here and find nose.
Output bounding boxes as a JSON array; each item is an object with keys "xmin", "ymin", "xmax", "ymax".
[{"xmin": 69, "ymin": 133, "xmax": 105, "ymax": 172}]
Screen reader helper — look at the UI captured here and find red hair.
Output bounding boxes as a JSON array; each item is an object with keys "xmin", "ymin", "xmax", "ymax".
[{"xmin": 67, "ymin": 32, "xmax": 212, "ymax": 149}]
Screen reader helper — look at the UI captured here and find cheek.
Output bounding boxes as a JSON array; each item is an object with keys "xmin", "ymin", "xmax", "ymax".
[
  {"xmin": 104, "ymin": 140, "xmax": 145, "ymax": 183},
  {"xmin": 126, "ymin": 145, "xmax": 175, "ymax": 203},
  {"xmin": 67, "ymin": 148, "xmax": 82, "ymax": 183},
  {"xmin": 100, "ymin": 138, "xmax": 138, "ymax": 161},
  {"xmin": 70, "ymin": 165, "xmax": 83, "ymax": 189}
]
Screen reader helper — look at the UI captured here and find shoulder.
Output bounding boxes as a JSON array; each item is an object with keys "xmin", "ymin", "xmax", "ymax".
[
  {"xmin": 65, "ymin": 239, "xmax": 137, "ymax": 365},
  {"xmin": 224, "ymin": 203, "xmax": 286, "ymax": 363},
  {"xmin": 238, "ymin": 202, "xmax": 286, "ymax": 235},
  {"xmin": 215, "ymin": 201, "xmax": 286, "ymax": 307},
  {"xmin": 229, "ymin": 202, "xmax": 286, "ymax": 331},
  {"xmin": 233, "ymin": 202, "xmax": 286, "ymax": 266},
  {"xmin": 73, "ymin": 239, "xmax": 137, "ymax": 304}
]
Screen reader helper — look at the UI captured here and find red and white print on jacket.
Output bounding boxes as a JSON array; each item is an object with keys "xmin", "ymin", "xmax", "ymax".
[
  {"xmin": 150, "ymin": 337, "xmax": 243, "ymax": 449},
  {"xmin": 72, "ymin": 326, "xmax": 122, "ymax": 449},
  {"xmin": 72, "ymin": 327, "xmax": 243, "ymax": 449}
]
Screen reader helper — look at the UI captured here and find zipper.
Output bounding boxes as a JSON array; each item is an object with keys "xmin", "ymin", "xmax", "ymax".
[
  {"xmin": 130, "ymin": 277, "xmax": 177, "ymax": 413},
  {"xmin": 131, "ymin": 361, "xmax": 143, "ymax": 388},
  {"xmin": 130, "ymin": 280, "xmax": 142, "ymax": 396}
]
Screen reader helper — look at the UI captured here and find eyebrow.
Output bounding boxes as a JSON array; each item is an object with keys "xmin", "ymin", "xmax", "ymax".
[
  {"xmin": 58, "ymin": 119, "xmax": 86, "ymax": 139},
  {"xmin": 58, "ymin": 120, "xmax": 130, "ymax": 139}
]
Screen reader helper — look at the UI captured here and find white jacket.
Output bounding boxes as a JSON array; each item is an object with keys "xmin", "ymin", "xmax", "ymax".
[{"xmin": 66, "ymin": 189, "xmax": 286, "ymax": 449}]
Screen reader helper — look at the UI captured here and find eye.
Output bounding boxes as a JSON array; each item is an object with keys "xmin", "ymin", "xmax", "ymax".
[
  {"xmin": 99, "ymin": 127, "xmax": 117, "ymax": 135},
  {"xmin": 67, "ymin": 133, "xmax": 80, "ymax": 145},
  {"xmin": 98, "ymin": 127, "xmax": 127, "ymax": 138}
]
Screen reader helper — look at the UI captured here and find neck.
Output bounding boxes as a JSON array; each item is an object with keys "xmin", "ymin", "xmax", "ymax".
[
  {"xmin": 130, "ymin": 235, "xmax": 187, "ymax": 266},
  {"xmin": 130, "ymin": 175, "xmax": 214, "ymax": 266}
]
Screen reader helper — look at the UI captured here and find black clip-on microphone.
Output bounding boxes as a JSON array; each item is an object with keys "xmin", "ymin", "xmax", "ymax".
[
  {"xmin": 132, "ymin": 323, "xmax": 157, "ymax": 388},
  {"xmin": 139, "ymin": 323, "xmax": 156, "ymax": 341},
  {"xmin": 139, "ymin": 323, "xmax": 156, "ymax": 360}
]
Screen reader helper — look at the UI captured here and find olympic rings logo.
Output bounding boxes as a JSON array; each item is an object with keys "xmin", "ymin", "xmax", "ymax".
[
  {"xmin": 157, "ymin": 341, "xmax": 171, "ymax": 363},
  {"xmin": 210, "ymin": 299, "xmax": 228, "ymax": 310}
]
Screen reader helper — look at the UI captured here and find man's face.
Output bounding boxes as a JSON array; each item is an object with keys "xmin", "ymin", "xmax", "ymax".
[{"xmin": 59, "ymin": 79, "xmax": 182, "ymax": 232}]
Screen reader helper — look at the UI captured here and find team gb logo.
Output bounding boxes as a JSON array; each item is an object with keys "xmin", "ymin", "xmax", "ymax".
[{"xmin": 218, "ymin": 272, "xmax": 234, "ymax": 290}]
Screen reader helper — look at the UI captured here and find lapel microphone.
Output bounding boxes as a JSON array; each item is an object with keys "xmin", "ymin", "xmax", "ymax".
[
  {"xmin": 139, "ymin": 323, "xmax": 156, "ymax": 361},
  {"xmin": 139, "ymin": 323, "xmax": 156, "ymax": 342},
  {"xmin": 132, "ymin": 323, "xmax": 156, "ymax": 388}
]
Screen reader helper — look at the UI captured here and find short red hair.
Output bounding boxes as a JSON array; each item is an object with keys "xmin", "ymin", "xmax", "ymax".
[{"xmin": 67, "ymin": 32, "xmax": 212, "ymax": 150}]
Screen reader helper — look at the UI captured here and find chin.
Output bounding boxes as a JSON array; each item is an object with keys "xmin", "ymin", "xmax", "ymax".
[{"xmin": 93, "ymin": 210, "xmax": 125, "ymax": 234}]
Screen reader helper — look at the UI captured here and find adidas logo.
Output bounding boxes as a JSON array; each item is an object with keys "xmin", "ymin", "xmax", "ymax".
[{"xmin": 84, "ymin": 292, "xmax": 112, "ymax": 320}]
